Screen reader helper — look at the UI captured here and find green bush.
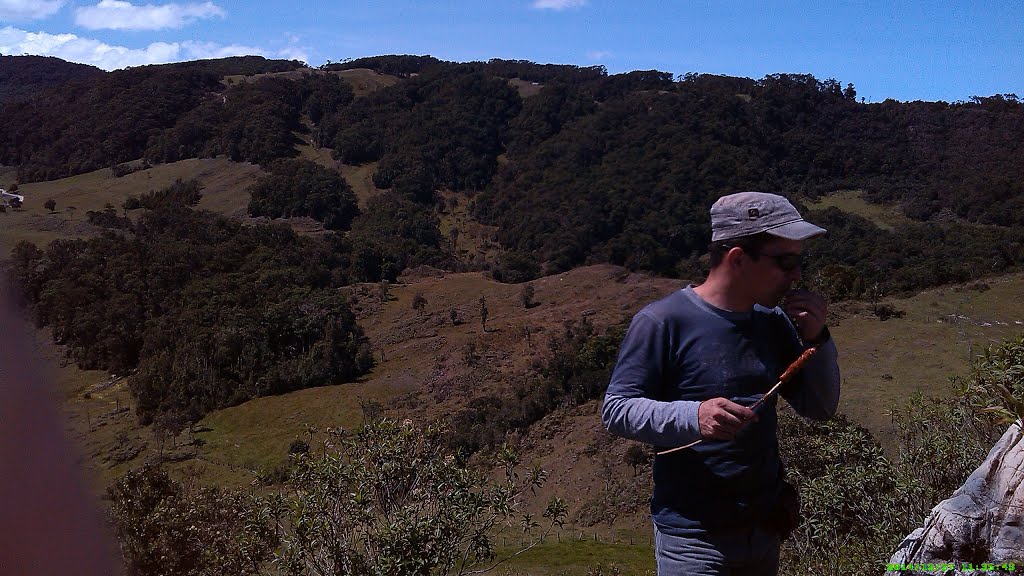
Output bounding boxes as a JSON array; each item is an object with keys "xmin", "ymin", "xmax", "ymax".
[
  {"xmin": 958, "ymin": 334, "xmax": 1024, "ymax": 426},
  {"xmin": 277, "ymin": 419, "xmax": 567, "ymax": 575},
  {"xmin": 108, "ymin": 466, "xmax": 279, "ymax": 576},
  {"xmin": 777, "ymin": 410, "xmax": 923, "ymax": 575}
]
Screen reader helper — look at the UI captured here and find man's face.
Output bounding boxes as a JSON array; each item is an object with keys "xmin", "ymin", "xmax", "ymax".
[{"xmin": 741, "ymin": 237, "xmax": 804, "ymax": 308}]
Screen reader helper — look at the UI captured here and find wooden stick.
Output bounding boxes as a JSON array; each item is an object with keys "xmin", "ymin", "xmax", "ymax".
[{"xmin": 656, "ymin": 347, "xmax": 818, "ymax": 456}]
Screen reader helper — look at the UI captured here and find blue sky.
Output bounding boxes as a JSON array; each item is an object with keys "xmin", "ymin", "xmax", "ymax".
[{"xmin": 1, "ymin": 0, "xmax": 1021, "ymax": 103}]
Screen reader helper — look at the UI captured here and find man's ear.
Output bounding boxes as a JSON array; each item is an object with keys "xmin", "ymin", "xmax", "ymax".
[{"xmin": 724, "ymin": 246, "xmax": 747, "ymax": 269}]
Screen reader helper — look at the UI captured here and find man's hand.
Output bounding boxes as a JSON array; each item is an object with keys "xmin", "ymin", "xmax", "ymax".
[
  {"xmin": 782, "ymin": 289, "xmax": 827, "ymax": 343},
  {"xmin": 698, "ymin": 398, "xmax": 758, "ymax": 441}
]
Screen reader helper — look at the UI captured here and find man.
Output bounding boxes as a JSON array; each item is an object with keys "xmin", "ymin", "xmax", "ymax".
[{"xmin": 602, "ymin": 191, "xmax": 840, "ymax": 576}]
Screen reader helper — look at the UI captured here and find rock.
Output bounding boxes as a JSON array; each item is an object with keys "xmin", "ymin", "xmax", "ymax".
[{"xmin": 887, "ymin": 420, "xmax": 1024, "ymax": 574}]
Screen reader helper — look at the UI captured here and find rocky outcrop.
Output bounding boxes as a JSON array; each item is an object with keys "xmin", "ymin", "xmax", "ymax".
[{"xmin": 887, "ymin": 420, "xmax": 1024, "ymax": 575}]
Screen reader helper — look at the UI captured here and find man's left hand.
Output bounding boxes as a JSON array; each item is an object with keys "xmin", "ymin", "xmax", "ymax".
[{"xmin": 782, "ymin": 289, "xmax": 827, "ymax": 343}]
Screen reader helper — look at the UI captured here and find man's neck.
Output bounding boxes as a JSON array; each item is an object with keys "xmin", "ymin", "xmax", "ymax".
[{"xmin": 692, "ymin": 273, "xmax": 753, "ymax": 312}]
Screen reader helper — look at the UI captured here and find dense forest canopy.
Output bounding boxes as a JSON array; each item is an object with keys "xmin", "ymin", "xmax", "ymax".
[
  {"xmin": 0, "ymin": 56, "xmax": 305, "ymax": 181},
  {"xmin": 0, "ymin": 55, "xmax": 104, "ymax": 104},
  {"xmin": 11, "ymin": 205, "xmax": 372, "ymax": 424}
]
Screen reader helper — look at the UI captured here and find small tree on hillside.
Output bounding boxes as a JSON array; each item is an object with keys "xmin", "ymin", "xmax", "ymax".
[
  {"xmin": 521, "ymin": 284, "xmax": 536, "ymax": 308},
  {"xmin": 479, "ymin": 294, "xmax": 489, "ymax": 332},
  {"xmin": 450, "ymin": 226, "xmax": 460, "ymax": 251},
  {"xmin": 412, "ymin": 292, "xmax": 427, "ymax": 311},
  {"xmin": 44, "ymin": 198, "xmax": 56, "ymax": 213},
  {"xmin": 624, "ymin": 444, "xmax": 650, "ymax": 476}
]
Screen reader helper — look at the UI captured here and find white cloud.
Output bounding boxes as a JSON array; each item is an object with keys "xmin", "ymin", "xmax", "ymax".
[
  {"xmin": 531, "ymin": 0, "xmax": 586, "ymax": 10},
  {"xmin": 75, "ymin": 0, "xmax": 224, "ymax": 31},
  {"xmin": 0, "ymin": 25, "xmax": 303, "ymax": 69},
  {"xmin": 587, "ymin": 50, "xmax": 611, "ymax": 60},
  {"xmin": 0, "ymin": 0, "xmax": 64, "ymax": 22},
  {"xmin": 275, "ymin": 44, "xmax": 308, "ymax": 64}
]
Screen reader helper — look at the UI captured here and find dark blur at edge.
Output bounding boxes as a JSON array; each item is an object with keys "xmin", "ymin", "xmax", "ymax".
[{"xmin": 0, "ymin": 274, "xmax": 124, "ymax": 575}]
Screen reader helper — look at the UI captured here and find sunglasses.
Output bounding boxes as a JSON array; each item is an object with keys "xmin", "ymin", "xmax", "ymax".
[{"xmin": 754, "ymin": 251, "xmax": 805, "ymax": 272}]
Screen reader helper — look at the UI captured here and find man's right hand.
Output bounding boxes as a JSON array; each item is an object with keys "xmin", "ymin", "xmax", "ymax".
[{"xmin": 697, "ymin": 398, "xmax": 758, "ymax": 441}]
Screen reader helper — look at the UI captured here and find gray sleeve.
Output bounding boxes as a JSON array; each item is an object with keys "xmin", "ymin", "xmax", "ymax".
[
  {"xmin": 600, "ymin": 311, "xmax": 702, "ymax": 446},
  {"xmin": 601, "ymin": 394, "xmax": 702, "ymax": 446},
  {"xmin": 780, "ymin": 337, "xmax": 840, "ymax": 420}
]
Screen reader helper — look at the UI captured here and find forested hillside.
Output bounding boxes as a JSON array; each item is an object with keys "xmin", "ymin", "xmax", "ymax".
[
  {"xmin": 5, "ymin": 55, "xmax": 1023, "ymax": 302},
  {"xmin": 0, "ymin": 55, "xmax": 103, "ymax": 104},
  {"xmin": 0, "ymin": 56, "xmax": 304, "ymax": 181}
]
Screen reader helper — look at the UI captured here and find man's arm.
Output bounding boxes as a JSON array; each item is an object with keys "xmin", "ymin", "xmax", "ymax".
[
  {"xmin": 602, "ymin": 393, "xmax": 702, "ymax": 446},
  {"xmin": 602, "ymin": 311, "xmax": 703, "ymax": 446},
  {"xmin": 778, "ymin": 290, "xmax": 840, "ymax": 420},
  {"xmin": 780, "ymin": 330, "xmax": 840, "ymax": 420}
]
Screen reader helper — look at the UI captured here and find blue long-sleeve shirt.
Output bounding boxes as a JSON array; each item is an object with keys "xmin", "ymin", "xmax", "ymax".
[{"xmin": 601, "ymin": 286, "xmax": 840, "ymax": 533}]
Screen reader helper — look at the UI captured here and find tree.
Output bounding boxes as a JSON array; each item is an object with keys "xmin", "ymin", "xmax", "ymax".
[
  {"xmin": 450, "ymin": 225, "xmax": 460, "ymax": 251},
  {"xmin": 122, "ymin": 196, "xmax": 141, "ymax": 211},
  {"xmin": 277, "ymin": 419, "xmax": 567, "ymax": 576},
  {"xmin": 624, "ymin": 444, "xmax": 650, "ymax": 476},
  {"xmin": 520, "ymin": 284, "xmax": 536, "ymax": 308},
  {"xmin": 479, "ymin": 293, "xmax": 489, "ymax": 332},
  {"xmin": 412, "ymin": 291, "xmax": 427, "ymax": 311},
  {"xmin": 44, "ymin": 198, "xmax": 56, "ymax": 213}
]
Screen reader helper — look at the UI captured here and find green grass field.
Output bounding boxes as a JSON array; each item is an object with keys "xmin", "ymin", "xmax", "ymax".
[
  {"xmin": 1, "ymin": 158, "xmax": 261, "ymax": 256},
  {"xmin": 804, "ymin": 189, "xmax": 910, "ymax": 231},
  {"xmin": 498, "ymin": 536, "xmax": 655, "ymax": 575}
]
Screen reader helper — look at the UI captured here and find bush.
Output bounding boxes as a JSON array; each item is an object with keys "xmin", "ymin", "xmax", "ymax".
[
  {"xmin": 288, "ymin": 439, "xmax": 310, "ymax": 455},
  {"xmin": 277, "ymin": 419, "xmax": 567, "ymax": 575},
  {"xmin": 872, "ymin": 303, "xmax": 905, "ymax": 321},
  {"xmin": 108, "ymin": 466, "xmax": 279, "ymax": 576},
  {"xmin": 778, "ymin": 411, "xmax": 924, "ymax": 576},
  {"xmin": 958, "ymin": 334, "xmax": 1024, "ymax": 426}
]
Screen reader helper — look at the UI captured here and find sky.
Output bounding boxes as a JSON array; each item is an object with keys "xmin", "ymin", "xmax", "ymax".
[{"xmin": 1, "ymin": 0, "xmax": 1022, "ymax": 103}]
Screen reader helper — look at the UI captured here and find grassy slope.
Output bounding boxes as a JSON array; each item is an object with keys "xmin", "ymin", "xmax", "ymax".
[
  {"xmin": 806, "ymin": 189, "xmax": 911, "ymax": 231},
  {"xmin": 0, "ymin": 158, "xmax": 262, "ymax": 256},
  {"xmin": 831, "ymin": 275, "xmax": 1024, "ymax": 451}
]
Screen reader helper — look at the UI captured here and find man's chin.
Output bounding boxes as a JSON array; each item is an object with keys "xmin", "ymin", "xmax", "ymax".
[{"xmin": 760, "ymin": 291, "xmax": 788, "ymax": 309}]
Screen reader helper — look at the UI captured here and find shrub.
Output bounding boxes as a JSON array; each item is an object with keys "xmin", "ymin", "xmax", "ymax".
[
  {"xmin": 958, "ymin": 334, "xmax": 1024, "ymax": 426},
  {"xmin": 277, "ymin": 419, "xmax": 567, "ymax": 575},
  {"xmin": 521, "ymin": 284, "xmax": 537, "ymax": 308},
  {"xmin": 108, "ymin": 466, "xmax": 279, "ymax": 576},
  {"xmin": 778, "ymin": 411, "xmax": 923, "ymax": 576}
]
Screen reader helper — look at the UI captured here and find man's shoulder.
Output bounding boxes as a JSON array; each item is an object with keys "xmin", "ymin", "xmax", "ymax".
[{"xmin": 635, "ymin": 288, "xmax": 699, "ymax": 323}]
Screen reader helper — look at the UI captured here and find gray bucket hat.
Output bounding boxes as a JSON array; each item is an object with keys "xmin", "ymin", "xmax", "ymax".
[{"xmin": 710, "ymin": 191, "xmax": 826, "ymax": 242}]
